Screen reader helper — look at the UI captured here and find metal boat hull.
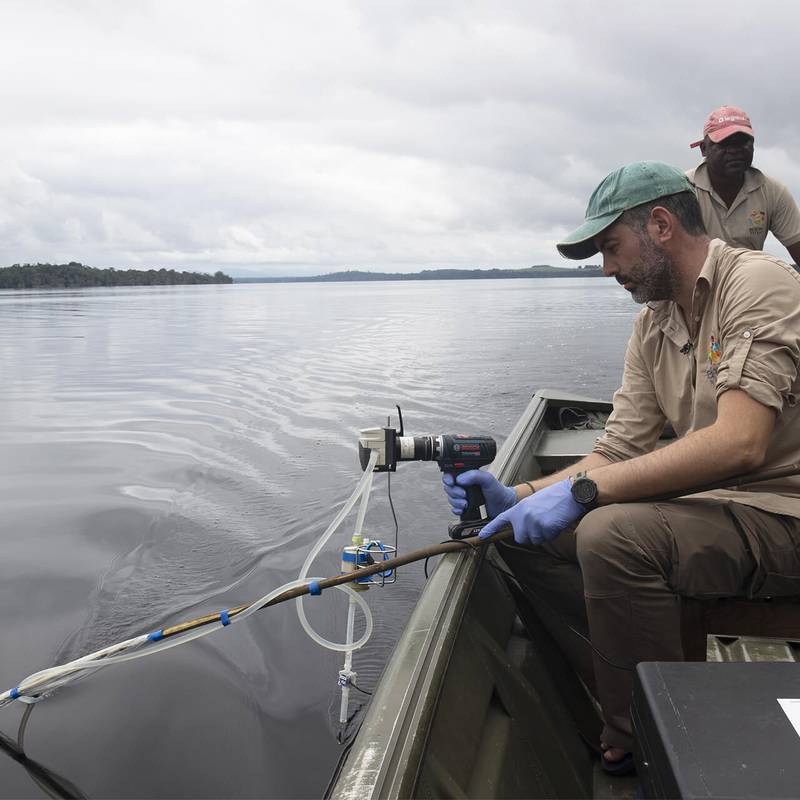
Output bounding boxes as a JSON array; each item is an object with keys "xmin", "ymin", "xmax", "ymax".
[{"xmin": 331, "ymin": 390, "xmax": 614, "ymax": 799}]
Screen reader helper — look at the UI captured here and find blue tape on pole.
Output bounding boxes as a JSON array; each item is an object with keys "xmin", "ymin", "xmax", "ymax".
[
  {"xmin": 220, "ymin": 610, "xmax": 230, "ymax": 626},
  {"xmin": 308, "ymin": 580, "xmax": 322, "ymax": 596},
  {"xmin": 148, "ymin": 630, "xmax": 164, "ymax": 642},
  {"xmin": 10, "ymin": 688, "xmax": 19, "ymax": 700}
]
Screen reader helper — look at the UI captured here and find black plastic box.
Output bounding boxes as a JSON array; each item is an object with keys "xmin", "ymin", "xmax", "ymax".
[{"xmin": 633, "ymin": 661, "xmax": 800, "ymax": 799}]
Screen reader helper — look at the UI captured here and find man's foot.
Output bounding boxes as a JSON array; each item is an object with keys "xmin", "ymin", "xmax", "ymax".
[{"xmin": 600, "ymin": 744, "xmax": 636, "ymax": 776}]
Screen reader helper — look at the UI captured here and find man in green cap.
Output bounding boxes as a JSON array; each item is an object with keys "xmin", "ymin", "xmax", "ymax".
[{"xmin": 442, "ymin": 161, "xmax": 800, "ymax": 773}]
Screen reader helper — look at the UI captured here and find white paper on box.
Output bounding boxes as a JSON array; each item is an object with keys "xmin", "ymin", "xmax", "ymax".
[{"xmin": 777, "ymin": 698, "xmax": 800, "ymax": 738}]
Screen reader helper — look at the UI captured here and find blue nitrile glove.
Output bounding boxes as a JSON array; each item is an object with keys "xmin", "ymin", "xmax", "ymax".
[
  {"xmin": 441, "ymin": 470, "xmax": 517, "ymax": 518},
  {"xmin": 478, "ymin": 477, "xmax": 585, "ymax": 545}
]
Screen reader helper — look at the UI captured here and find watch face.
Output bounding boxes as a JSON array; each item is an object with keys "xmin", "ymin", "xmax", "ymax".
[{"xmin": 572, "ymin": 477, "xmax": 598, "ymax": 505}]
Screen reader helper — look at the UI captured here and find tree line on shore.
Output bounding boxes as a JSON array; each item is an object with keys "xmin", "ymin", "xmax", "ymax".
[
  {"xmin": 236, "ymin": 264, "xmax": 604, "ymax": 283},
  {"xmin": 0, "ymin": 262, "xmax": 233, "ymax": 289}
]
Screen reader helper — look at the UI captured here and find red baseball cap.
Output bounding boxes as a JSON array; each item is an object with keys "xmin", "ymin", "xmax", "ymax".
[{"xmin": 690, "ymin": 105, "xmax": 754, "ymax": 148}]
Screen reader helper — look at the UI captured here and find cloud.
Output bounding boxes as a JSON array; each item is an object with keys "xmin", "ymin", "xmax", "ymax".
[{"xmin": 0, "ymin": 0, "xmax": 798, "ymax": 274}]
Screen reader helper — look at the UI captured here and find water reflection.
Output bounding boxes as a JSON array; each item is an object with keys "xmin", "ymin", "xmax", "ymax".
[{"xmin": 0, "ymin": 706, "xmax": 87, "ymax": 799}]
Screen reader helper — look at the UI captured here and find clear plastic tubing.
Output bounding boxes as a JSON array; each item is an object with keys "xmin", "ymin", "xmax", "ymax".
[
  {"xmin": 294, "ymin": 449, "xmax": 378, "ymax": 652},
  {"xmin": 0, "ymin": 451, "xmax": 381, "ymax": 705}
]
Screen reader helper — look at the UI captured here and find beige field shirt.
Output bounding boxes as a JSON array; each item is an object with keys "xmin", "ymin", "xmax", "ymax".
[
  {"xmin": 594, "ymin": 239, "xmax": 800, "ymax": 517},
  {"xmin": 686, "ymin": 164, "xmax": 800, "ymax": 251}
]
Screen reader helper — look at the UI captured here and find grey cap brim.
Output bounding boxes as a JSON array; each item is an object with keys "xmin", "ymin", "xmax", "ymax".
[{"xmin": 556, "ymin": 209, "xmax": 623, "ymax": 260}]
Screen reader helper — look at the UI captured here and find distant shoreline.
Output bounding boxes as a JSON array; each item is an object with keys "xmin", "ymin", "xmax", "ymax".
[
  {"xmin": 235, "ymin": 265, "xmax": 603, "ymax": 284},
  {"xmin": 0, "ymin": 263, "xmax": 605, "ymax": 290},
  {"xmin": 0, "ymin": 262, "xmax": 233, "ymax": 290}
]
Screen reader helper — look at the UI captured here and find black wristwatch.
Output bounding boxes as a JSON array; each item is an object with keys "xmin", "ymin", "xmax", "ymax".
[{"xmin": 571, "ymin": 471, "xmax": 599, "ymax": 511}]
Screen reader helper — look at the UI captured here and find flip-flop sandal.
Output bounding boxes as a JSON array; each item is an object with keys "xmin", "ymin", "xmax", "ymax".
[{"xmin": 600, "ymin": 749, "xmax": 636, "ymax": 776}]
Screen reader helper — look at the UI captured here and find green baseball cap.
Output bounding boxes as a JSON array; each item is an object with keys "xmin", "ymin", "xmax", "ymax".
[{"xmin": 557, "ymin": 161, "xmax": 695, "ymax": 260}]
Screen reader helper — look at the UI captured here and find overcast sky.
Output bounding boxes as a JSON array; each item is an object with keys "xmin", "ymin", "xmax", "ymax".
[{"xmin": 1, "ymin": 0, "xmax": 799, "ymax": 276}]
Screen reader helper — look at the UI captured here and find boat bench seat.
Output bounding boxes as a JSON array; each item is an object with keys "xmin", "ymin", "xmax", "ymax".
[{"xmin": 680, "ymin": 596, "xmax": 800, "ymax": 661}]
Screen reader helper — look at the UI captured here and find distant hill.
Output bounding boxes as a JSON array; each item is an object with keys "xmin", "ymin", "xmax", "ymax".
[
  {"xmin": 0, "ymin": 262, "xmax": 233, "ymax": 289},
  {"xmin": 235, "ymin": 265, "xmax": 603, "ymax": 283}
]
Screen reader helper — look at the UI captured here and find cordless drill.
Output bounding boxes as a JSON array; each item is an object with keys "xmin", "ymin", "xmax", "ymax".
[{"xmin": 358, "ymin": 426, "xmax": 497, "ymax": 538}]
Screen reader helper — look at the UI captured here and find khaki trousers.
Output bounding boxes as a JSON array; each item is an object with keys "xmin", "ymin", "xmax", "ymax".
[{"xmin": 497, "ymin": 498, "xmax": 800, "ymax": 751}]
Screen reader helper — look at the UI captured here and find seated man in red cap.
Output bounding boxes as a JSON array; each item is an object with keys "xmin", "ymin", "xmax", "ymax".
[{"xmin": 687, "ymin": 105, "xmax": 800, "ymax": 267}]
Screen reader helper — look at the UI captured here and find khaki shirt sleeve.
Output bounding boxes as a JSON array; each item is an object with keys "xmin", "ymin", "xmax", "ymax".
[
  {"xmin": 768, "ymin": 178, "xmax": 800, "ymax": 248},
  {"xmin": 715, "ymin": 258, "xmax": 800, "ymax": 412},
  {"xmin": 593, "ymin": 312, "xmax": 667, "ymax": 463}
]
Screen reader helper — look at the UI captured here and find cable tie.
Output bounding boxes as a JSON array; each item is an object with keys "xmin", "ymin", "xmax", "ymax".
[
  {"xmin": 308, "ymin": 580, "xmax": 322, "ymax": 596},
  {"xmin": 147, "ymin": 630, "xmax": 164, "ymax": 642},
  {"xmin": 220, "ymin": 610, "xmax": 230, "ymax": 626},
  {"xmin": 10, "ymin": 688, "xmax": 20, "ymax": 700}
]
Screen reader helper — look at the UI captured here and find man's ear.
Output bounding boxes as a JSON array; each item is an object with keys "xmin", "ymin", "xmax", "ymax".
[{"xmin": 649, "ymin": 206, "xmax": 674, "ymax": 243}]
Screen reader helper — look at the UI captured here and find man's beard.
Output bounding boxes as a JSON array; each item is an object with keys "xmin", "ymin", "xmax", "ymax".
[{"xmin": 620, "ymin": 235, "xmax": 677, "ymax": 304}]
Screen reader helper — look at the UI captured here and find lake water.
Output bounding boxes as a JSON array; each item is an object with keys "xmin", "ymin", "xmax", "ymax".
[{"xmin": 0, "ymin": 278, "xmax": 637, "ymax": 798}]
